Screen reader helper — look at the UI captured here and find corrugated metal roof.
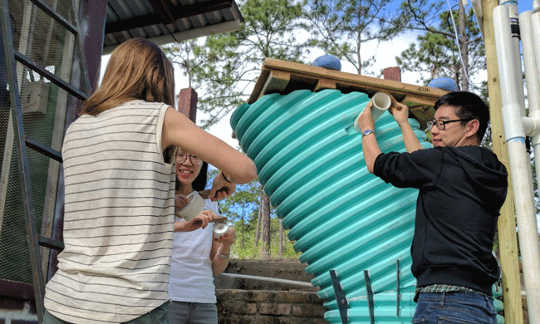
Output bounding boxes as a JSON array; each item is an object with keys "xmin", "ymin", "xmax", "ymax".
[{"xmin": 103, "ymin": 0, "xmax": 242, "ymax": 53}]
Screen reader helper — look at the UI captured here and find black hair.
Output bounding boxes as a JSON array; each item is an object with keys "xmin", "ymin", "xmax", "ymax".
[
  {"xmin": 433, "ymin": 91, "xmax": 489, "ymax": 142},
  {"xmin": 175, "ymin": 161, "xmax": 208, "ymax": 192}
]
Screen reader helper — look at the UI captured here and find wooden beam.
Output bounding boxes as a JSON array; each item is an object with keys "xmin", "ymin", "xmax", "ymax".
[
  {"xmin": 248, "ymin": 69, "xmax": 270, "ymax": 104},
  {"xmin": 260, "ymin": 58, "xmax": 446, "ymax": 103},
  {"xmin": 259, "ymin": 70, "xmax": 290, "ymax": 99},
  {"xmin": 105, "ymin": 0, "xmax": 234, "ymax": 34},
  {"xmin": 481, "ymin": 1, "xmax": 524, "ymax": 323},
  {"xmin": 314, "ymin": 78, "xmax": 336, "ymax": 91}
]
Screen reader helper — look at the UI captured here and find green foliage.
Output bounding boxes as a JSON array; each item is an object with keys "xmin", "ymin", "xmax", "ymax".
[
  {"xmin": 218, "ymin": 180, "xmax": 264, "ymax": 225},
  {"xmin": 230, "ymin": 218, "xmax": 301, "ymax": 259},
  {"xmin": 397, "ymin": 1, "xmax": 485, "ymax": 93},
  {"xmin": 303, "ymin": 0, "xmax": 404, "ymax": 75},
  {"xmin": 215, "ymin": 179, "xmax": 300, "ymax": 259},
  {"xmin": 166, "ymin": 0, "xmax": 307, "ymax": 128}
]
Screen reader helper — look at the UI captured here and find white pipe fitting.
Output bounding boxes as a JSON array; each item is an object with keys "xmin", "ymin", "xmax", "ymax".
[
  {"xmin": 353, "ymin": 92, "xmax": 392, "ymax": 132},
  {"xmin": 370, "ymin": 92, "xmax": 392, "ymax": 121}
]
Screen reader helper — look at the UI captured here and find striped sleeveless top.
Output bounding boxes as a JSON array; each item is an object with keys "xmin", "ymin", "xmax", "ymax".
[{"xmin": 44, "ymin": 100, "xmax": 176, "ymax": 323}]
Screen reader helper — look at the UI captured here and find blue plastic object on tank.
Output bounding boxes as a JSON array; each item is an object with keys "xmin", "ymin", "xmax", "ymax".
[
  {"xmin": 427, "ymin": 77, "xmax": 458, "ymax": 92},
  {"xmin": 313, "ymin": 54, "xmax": 342, "ymax": 71},
  {"xmin": 230, "ymin": 89, "xmax": 503, "ymax": 323}
]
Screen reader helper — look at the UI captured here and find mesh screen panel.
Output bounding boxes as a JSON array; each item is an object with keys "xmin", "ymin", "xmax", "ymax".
[{"xmin": 1, "ymin": 0, "xmax": 82, "ymax": 284}]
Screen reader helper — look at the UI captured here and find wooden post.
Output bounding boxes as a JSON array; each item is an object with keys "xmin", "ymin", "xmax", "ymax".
[
  {"xmin": 177, "ymin": 88, "xmax": 198, "ymax": 122},
  {"xmin": 481, "ymin": 1, "xmax": 524, "ymax": 323}
]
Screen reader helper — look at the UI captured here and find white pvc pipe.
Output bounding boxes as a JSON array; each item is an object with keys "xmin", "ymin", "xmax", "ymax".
[
  {"xmin": 520, "ymin": 10, "xmax": 540, "ymax": 141},
  {"xmin": 521, "ymin": 117, "xmax": 540, "ymax": 137},
  {"xmin": 219, "ymin": 273, "xmax": 314, "ymax": 288},
  {"xmin": 532, "ymin": 4, "xmax": 540, "ymax": 81},
  {"xmin": 353, "ymin": 92, "xmax": 392, "ymax": 131},
  {"xmin": 371, "ymin": 92, "xmax": 392, "ymax": 121},
  {"xmin": 520, "ymin": 7, "xmax": 540, "ymax": 265},
  {"xmin": 494, "ymin": 5, "xmax": 540, "ymax": 324}
]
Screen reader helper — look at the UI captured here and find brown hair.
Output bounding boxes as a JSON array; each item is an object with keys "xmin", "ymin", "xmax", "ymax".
[{"xmin": 80, "ymin": 38, "xmax": 175, "ymax": 115}]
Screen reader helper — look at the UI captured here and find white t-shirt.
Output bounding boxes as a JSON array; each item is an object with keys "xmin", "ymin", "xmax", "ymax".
[{"xmin": 168, "ymin": 198, "xmax": 219, "ymax": 303}]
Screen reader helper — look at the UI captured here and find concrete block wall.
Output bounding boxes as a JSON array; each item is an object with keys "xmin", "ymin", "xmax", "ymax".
[
  {"xmin": 217, "ymin": 289, "xmax": 326, "ymax": 324},
  {"xmin": 216, "ymin": 259, "xmax": 326, "ymax": 324}
]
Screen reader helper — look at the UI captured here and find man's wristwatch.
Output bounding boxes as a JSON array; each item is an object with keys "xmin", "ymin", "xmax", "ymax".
[{"xmin": 362, "ymin": 129, "xmax": 375, "ymax": 137}]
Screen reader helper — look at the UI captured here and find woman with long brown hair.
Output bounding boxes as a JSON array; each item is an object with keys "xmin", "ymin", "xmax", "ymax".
[{"xmin": 42, "ymin": 38, "xmax": 256, "ymax": 324}]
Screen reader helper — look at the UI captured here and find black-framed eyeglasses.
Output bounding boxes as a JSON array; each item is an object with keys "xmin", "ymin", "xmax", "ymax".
[
  {"xmin": 426, "ymin": 118, "xmax": 473, "ymax": 131},
  {"xmin": 176, "ymin": 152, "xmax": 201, "ymax": 165}
]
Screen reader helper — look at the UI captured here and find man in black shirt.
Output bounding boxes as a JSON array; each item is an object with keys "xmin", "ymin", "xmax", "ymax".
[{"xmin": 356, "ymin": 91, "xmax": 507, "ymax": 324}]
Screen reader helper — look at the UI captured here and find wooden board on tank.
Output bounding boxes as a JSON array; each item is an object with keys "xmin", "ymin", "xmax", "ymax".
[{"xmin": 248, "ymin": 58, "xmax": 447, "ymax": 125}]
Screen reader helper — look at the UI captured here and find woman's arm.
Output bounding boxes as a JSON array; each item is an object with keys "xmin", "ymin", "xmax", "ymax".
[
  {"xmin": 162, "ymin": 108, "xmax": 256, "ymax": 184},
  {"xmin": 174, "ymin": 210, "xmax": 223, "ymax": 232},
  {"xmin": 210, "ymin": 228, "xmax": 235, "ymax": 275}
]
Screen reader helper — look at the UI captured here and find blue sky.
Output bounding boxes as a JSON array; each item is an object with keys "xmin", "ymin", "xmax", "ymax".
[
  {"xmin": 517, "ymin": 1, "xmax": 534, "ymax": 12},
  {"xmin": 379, "ymin": 0, "xmax": 533, "ymax": 15}
]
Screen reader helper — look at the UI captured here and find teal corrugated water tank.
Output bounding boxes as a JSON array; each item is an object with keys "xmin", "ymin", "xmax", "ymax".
[{"xmin": 230, "ymin": 89, "xmax": 502, "ymax": 323}]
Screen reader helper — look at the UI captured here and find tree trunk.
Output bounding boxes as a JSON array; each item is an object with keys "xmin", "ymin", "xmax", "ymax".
[
  {"xmin": 259, "ymin": 192, "xmax": 271, "ymax": 259},
  {"xmin": 356, "ymin": 28, "xmax": 362, "ymax": 74},
  {"xmin": 458, "ymin": 0, "xmax": 469, "ymax": 90},
  {"xmin": 240, "ymin": 215, "xmax": 245, "ymax": 250},
  {"xmin": 255, "ymin": 204, "xmax": 262, "ymax": 247},
  {"xmin": 279, "ymin": 219, "xmax": 284, "ymax": 257}
]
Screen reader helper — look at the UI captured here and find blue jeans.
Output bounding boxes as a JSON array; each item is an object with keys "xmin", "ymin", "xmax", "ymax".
[
  {"xmin": 168, "ymin": 301, "xmax": 218, "ymax": 324},
  {"xmin": 413, "ymin": 292, "xmax": 497, "ymax": 324}
]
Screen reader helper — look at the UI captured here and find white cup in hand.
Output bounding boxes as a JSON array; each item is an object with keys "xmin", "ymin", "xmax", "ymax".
[{"xmin": 176, "ymin": 192, "xmax": 205, "ymax": 221}]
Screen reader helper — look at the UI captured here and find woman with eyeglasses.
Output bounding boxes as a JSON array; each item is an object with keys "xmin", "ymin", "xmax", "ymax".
[
  {"xmin": 168, "ymin": 148, "xmax": 236, "ymax": 324},
  {"xmin": 43, "ymin": 38, "xmax": 256, "ymax": 324}
]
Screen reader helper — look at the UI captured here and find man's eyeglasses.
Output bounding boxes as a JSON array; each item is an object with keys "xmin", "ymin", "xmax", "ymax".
[
  {"xmin": 176, "ymin": 152, "xmax": 201, "ymax": 164},
  {"xmin": 426, "ymin": 118, "xmax": 473, "ymax": 131}
]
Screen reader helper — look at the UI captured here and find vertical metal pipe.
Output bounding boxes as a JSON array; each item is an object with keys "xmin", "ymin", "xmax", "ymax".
[{"xmin": 493, "ymin": 4, "xmax": 540, "ymax": 324}]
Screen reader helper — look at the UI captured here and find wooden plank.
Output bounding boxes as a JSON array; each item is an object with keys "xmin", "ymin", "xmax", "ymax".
[
  {"xmin": 258, "ymin": 70, "xmax": 290, "ymax": 99},
  {"xmin": 248, "ymin": 68, "xmax": 270, "ymax": 104},
  {"xmin": 402, "ymin": 95, "xmax": 436, "ymax": 107},
  {"xmin": 259, "ymin": 58, "xmax": 446, "ymax": 103},
  {"xmin": 248, "ymin": 59, "xmax": 444, "ymax": 110},
  {"xmin": 314, "ymin": 78, "xmax": 336, "ymax": 91},
  {"xmin": 481, "ymin": 1, "xmax": 524, "ymax": 323}
]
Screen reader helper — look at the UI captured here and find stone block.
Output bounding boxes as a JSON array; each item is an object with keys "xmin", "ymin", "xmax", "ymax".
[{"xmin": 291, "ymin": 304, "xmax": 325, "ymax": 317}]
